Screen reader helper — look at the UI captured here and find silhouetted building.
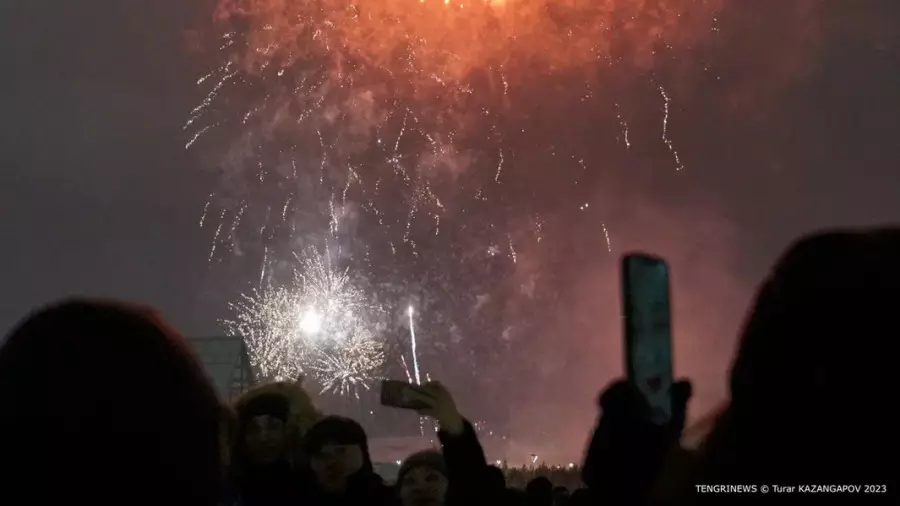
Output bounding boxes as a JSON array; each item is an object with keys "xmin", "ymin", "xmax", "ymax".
[{"xmin": 187, "ymin": 336, "xmax": 254, "ymax": 400}]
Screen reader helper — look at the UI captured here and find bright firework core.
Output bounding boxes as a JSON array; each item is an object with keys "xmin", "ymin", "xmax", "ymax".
[
  {"xmin": 222, "ymin": 249, "xmax": 385, "ymax": 396},
  {"xmin": 299, "ymin": 307, "xmax": 323, "ymax": 335}
]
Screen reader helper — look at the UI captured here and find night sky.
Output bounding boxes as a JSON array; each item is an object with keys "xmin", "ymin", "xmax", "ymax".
[{"xmin": 2, "ymin": 1, "xmax": 898, "ymax": 462}]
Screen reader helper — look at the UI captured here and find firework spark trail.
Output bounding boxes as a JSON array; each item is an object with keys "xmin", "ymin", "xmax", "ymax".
[
  {"xmin": 614, "ymin": 103, "xmax": 631, "ymax": 149},
  {"xmin": 407, "ymin": 305, "xmax": 422, "ymax": 386},
  {"xmin": 659, "ymin": 85, "xmax": 684, "ymax": 171},
  {"xmin": 200, "ymin": 195, "xmax": 213, "ymax": 227},
  {"xmin": 208, "ymin": 209, "xmax": 227, "ymax": 262},
  {"xmin": 184, "ymin": 62, "xmax": 237, "ymax": 149},
  {"xmin": 602, "ymin": 223, "xmax": 612, "ymax": 253},
  {"xmin": 407, "ymin": 304, "xmax": 427, "ymax": 437},
  {"xmin": 260, "ymin": 245, "xmax": 268, "ymax": 286},
  {"xmin": 191, "ymin": 0, "xmax": 722, "ymax": 241},
  {"xmin": 399, "ymin": 353, "xmax": 414, "ymax": 383},
  {"xmin": 186, "ymin": 124, "xmax": 215, "ymax": 150},
  {"xmin": 222, "ymin": 247, "xmax": 385, "ymax": 394}
]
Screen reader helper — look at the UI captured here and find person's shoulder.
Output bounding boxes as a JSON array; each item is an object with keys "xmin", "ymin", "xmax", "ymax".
[{"xmin": 372, "ymin": 474, "xmax": 395, "ymax": 496}]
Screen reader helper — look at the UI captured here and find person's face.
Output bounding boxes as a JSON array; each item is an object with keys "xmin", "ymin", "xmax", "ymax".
[
  {"xmin": 310, "ymin": 443, "xmax": 364, "ymax": 493},
  {"xmin": 399, "ymin": 466, "xmax": 448, "ymax": 506},
  {"xmin": 244, "ymin": 415, "xmax": 286, "ymax": 464}
]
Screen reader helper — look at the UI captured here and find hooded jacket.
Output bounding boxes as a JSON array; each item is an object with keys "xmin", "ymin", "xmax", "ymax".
[
  {"xmin": 226, "ymin": 380, "xmax": 323, "ymax": 506},
  {"xmin": 233, "ymin": 380, "xmax": 323, "ymax": 464},
  {"xmin": 303, "ymin": 416, "xmax": 394, "ymax": 506}
]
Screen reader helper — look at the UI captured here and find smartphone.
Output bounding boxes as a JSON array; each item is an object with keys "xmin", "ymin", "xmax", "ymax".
[
  {"xmin": 379, "ymin": 380, "xmax": 430, "ymax": 410},
  {"xmin": 622, "ymin": 253, "xmax": 674, "ymax": 425}
]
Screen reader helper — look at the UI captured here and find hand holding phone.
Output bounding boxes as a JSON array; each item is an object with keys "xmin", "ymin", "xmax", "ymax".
[
  {"xmin": 380, "ymin": 380, "xmax": 466, "ymax": 435},
  {"xmin": 379, "ymin": 380, "xmax": 432, "ymax": 410},
  {"xmin": 622, "ymin": 253, "xmax": 674, "ymax": 425}
]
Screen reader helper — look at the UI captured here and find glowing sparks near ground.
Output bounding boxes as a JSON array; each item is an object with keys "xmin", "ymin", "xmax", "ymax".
[{"xmin": 222, "ymin": 248, "xmax": 384, "ymax": 396}]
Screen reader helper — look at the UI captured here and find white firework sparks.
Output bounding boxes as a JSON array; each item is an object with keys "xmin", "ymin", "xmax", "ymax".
[
  {"xmin": 310, "ymin": 331, "xmax": 385, "ymax": 397},
  {"xmin": 188, "ymin": 0, "xmax": 721, "ymax": 269},
  {"xmin": 222, "ymin": 247, "xmax": 385, "ymax": 394},
  {"xmin": 224, "ymin": 285, "xmax": 307, "ymax": 382}
]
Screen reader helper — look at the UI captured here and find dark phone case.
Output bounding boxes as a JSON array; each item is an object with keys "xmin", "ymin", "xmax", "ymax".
[{"xmin": 380, "ymin": 380, "xmax": 429, "ymax": 410}]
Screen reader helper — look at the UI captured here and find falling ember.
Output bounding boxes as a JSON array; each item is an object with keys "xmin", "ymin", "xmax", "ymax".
[
  {"xmin": 659, "ymin": 86, "xmax": 684, "ymax": 171},
  {"xmin": 208, "ymin": 209, "xmax": 227, "ymax": 262},
  {"xmin": 200, "ymin": 196, "xmax": 213, "ymax": 227},
  {"xmin": 614, "ymin": 103, "xmax": 631, "ymax": 150},
  {"xmin": 602, "ymin": 223, "xmax": 612, "ymax": 253}
]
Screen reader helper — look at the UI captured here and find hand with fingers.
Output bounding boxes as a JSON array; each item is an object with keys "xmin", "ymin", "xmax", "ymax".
[
  {"xmin": 582, "ymin": 379, "xmax": 692, "ymax": 503},
  {"xmin": 406, "ymin": 382, "xmax": 465, "ymax": 436}
]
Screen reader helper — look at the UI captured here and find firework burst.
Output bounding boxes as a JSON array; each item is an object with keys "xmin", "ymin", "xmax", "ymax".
[
  {"xmin": 222, "ymin": 247, "xmax": 385, "ymax": 394},
  {"xmin": 188, "ymin": 0, "xmax": 722, "ymax": 260},
  {"xmin": 224, "ymin": 285, "xmax": 306, "ymax": 382},
  {"xmin": 310, "ymin": 331, "xmax": 385, "ymax": 397},
  {"xmin": 192, "ymin": 0, "xmax": 727, "ymax": 398}
]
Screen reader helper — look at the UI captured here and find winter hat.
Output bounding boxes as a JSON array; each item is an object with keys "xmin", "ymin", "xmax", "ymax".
[
  {"xmin": 304, "ymin": 415, "xmax": 372, "ymax": 469},
  {"xmin": 233, "ymin": 381, "xmax": 322, "ymax": 436},
  {"xmin": 396, "ymin": 450, "xmax": 448, "ymax": 486},
  {"xmin": 238, "ymin": 393, "xmax": 291, "ymax": 424}
]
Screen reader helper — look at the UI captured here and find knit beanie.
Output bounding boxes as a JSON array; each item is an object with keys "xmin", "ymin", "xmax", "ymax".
[
  {"xmin": 396, "ymin": 450, "xmax": 447, "ymax": 486},
  {"xmin": 238, "ymin": 393, "xmax": 291, "ymax": 424},
  {"xmin": 304, "ymin": 416, "xmax": 372, "ymax": 470}
]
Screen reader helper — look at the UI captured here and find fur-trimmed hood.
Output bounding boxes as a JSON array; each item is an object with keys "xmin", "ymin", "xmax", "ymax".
[
  {"xmin": 231, "ymin": 379, "xmax": 323, "ymax": 468},
  {"xmin": 234, "ymin": 380, "xmax": 322, "ymax": 437}
]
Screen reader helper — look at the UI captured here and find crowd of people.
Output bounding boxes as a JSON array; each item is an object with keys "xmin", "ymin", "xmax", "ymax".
[
  {"xmin": 0, "ymin": 228, "xmax": 896, "ymax": 504},
  {"xmin": 500, "ymin": 463, "xmax": 584, "ymax": 490},
  {"xmin": 501, "ymin": 466, "xmax": 581, "ymax": 491}
]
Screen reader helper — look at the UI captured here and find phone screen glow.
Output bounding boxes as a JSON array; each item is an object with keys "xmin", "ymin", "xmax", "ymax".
[{"xmin": 624, "ymin": 256, "xmax": 673, "ymax": 425}]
